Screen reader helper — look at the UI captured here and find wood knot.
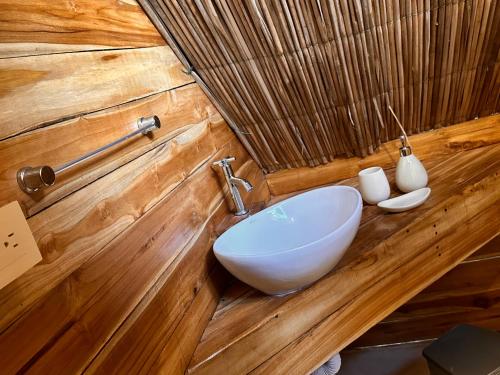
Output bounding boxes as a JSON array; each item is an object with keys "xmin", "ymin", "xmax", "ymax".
[{"xmin": 101, "ymin": 54, "xmax": 119, "ymax": 61}]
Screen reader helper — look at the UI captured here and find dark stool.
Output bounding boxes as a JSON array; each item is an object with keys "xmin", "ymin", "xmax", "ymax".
[{"xmin": 423, "ymin": 324, "xmax": 500, "ymax": 375}]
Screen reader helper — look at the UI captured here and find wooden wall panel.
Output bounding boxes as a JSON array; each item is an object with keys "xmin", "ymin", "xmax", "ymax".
[
  {"xmin": 0, "ymin": 128, "xmax": 267, "ymax": 375},
  {"xmin": 0, "ymin": 1, "xmax": 270, "ymax": 374},
  {"xmin": 150, "ymin": 265, "xmax": 229, "ymax": 375},
  {"xmin": 0, "ymin": 119, "xmax": 217, "ymax": 331},
  {"xmin": 266, "ymin": 115, "xmax": 500, "ymax": 195},
  {"xmin": 0, "ymin": 46, "xmax": 193, "ymax": 140},
  {"xmin": 0, "ymin": 0, "xmax": 165, "ymax": 58},
  {"xmin": 0, "ymin": 84, "xmax": 217, "ymax": 215},
  {"xmin": 86, "ymin": 159, "xmax": 269, "ymax": 375}
]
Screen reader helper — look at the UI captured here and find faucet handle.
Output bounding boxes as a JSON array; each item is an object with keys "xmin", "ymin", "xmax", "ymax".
[{"xmin": 212, "ymin": 156, "xmax": 236, "ymax": 168}]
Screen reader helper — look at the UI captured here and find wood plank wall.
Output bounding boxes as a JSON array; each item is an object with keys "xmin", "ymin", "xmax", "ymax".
[{"xmin": 0, "ymin": 1, "xmax": 269, "ymax": 374}]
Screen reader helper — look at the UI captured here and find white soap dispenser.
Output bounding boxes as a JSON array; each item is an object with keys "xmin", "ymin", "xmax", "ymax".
[{"xmin": 395, "ymin": 136, "xmax": 428, "ymax": 193}]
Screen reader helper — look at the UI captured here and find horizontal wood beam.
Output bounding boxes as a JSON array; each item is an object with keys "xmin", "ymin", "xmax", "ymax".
[
  {"xmin": 0, "ymin": 45, "xmax": 192, "ymax": 140},
  {"xmin": 0, "ymin": 0, "xmax": 165, "ymax": 58},
  {"xmin": 0, "ymin": 83, "xmax": 216, "ymax": 216},
  {"xmin": 266, "ymin": 115, "xmax": 500, "ymax": 195},
  {"xmin": 85, "ymin": 159, "xmax": 270, "ymax": 374},
  {"xmin": 0, "ymin": 119, "xmax": 267, "ymax": 373},
  {"xmin": 348, "ymin": 236, "xmax": 500, "ymax": 347},
  {"xmin": 0, "ymin": 116, "xmax": 223, "ymax": 335}
]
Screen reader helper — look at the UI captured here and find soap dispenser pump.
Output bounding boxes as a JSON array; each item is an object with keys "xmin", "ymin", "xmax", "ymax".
[{"xmin": 395, "ymin": 136, "xmax": 428, "ymax": 193}]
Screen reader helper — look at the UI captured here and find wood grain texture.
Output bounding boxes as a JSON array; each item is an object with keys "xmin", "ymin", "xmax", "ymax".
[
  {"xmin": 85, "ymin": 160, "xmax": 269, "ymax": 375},
  {"xmin": 255, "ymin": 207, "xmax": 498, "ymax": 375},
  {"xmin": 349, "ymin": 236, "xmax": 500, "ymax": 348},
  {"xmin": 0, "ymin": 83, "xmax": 217, "ymax": 216},
  {"xmin": 467, "ymin": 235, "xmax": 500, "ymax": 261},
  {"xmin": 266, "ymin": 115, "xmax": 500, "ymax": 195},
  {"xmin": 0, "ymin": 2, "xmax": 271, "ymax": 374},
  {"xmin": 1, "ymin": 116, "xmax": 223, "ymax": 334},
  {"xmin": 148, "ymin": 265, "xmax": 230, "ymax": 375},
  {"xmin": 2, "ymin": 2, "xmax": 498, "ymax": 374},
  {"xmin": 0, "ymin": 122, "xmax": 215, "ymax": 372},
  {"xmin": 188, "ymin": 145, "xmax": 500, "ymax": 375},
  {"xmin": 0, "ymin": 120, "xmax": 269, "ymax": 374},
  {"xmin": 85, "ymin": 227, "xmax": 230, "ymax": 375},
  {"xmin": 0, "ymin": 0, "xmax": 165, "ymax": 58},
  {"xmin": 0, "ymin": 46, "xmax": 193, "ymax": 140},
  {"xmin": 352, "ymin": 304, "xmax": 500, "ymax": 349}
]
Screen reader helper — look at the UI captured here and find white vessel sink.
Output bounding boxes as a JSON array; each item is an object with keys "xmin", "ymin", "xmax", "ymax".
[{"xmin": 214, "ymin": 186, "xmax": 363, "ymax": 296}]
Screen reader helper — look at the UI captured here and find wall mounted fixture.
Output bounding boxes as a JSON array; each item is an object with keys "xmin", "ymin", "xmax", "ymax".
[{"xmin": 17, "ymin": 116, "xmax": 161, "ymax": 194}]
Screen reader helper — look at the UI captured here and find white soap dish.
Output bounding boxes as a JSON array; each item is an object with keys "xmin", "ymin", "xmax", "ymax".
[{"xmin": 377, "ymin": 187, "xmax": 431, "ymax": 213}]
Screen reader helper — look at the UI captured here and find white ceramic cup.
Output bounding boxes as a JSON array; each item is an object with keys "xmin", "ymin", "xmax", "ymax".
[{"xmin": 358, "ymin": 166, "xmax": 390, "ymax": 205}]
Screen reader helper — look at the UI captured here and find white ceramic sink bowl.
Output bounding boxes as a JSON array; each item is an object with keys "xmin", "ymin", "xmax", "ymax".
[{"xmin": 214, "ymin": 186, "xmax": 363, "ymax": 296}]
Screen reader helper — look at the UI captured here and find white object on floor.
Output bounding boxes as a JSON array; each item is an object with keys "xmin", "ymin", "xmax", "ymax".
[
  {"xmin": 311, "ymin": 353, "xmax": 342, "ymax": 375},
  {"xmin": 377, "ymin": 187, "xmax": 431, "ymax": 213},
  {"xmin": 214, "ymin": 186, "xmax": 362, "ymax": 296},
  {"xmin": 357, "ymin": 166, "xmax": 391, "ymax": 205}
]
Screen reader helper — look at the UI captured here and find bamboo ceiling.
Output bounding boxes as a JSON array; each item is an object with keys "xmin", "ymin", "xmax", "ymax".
[{"xmin": 139, "ymin": 0, "xmax": 500, "ymax": 173}]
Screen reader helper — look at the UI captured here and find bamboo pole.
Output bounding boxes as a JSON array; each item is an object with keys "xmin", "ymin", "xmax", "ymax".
[{"xmin": 139, "ymin": 0, "xmax": 500, "ymax": 173}]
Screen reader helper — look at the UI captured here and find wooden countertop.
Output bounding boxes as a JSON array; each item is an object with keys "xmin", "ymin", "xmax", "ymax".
[{"xmin": 188, "ymin": 144, "xmax": 500, "ymax": 375}]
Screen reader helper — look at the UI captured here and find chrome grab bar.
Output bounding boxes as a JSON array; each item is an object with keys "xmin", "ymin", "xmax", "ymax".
[{"xmin": 17, "ymin": 116, "xmax": 160, "ymax": 194}]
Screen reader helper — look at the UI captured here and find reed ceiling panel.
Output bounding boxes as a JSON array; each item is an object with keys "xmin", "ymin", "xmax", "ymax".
[{"xmin": 140, "ymin": 0, "xmax": 500, "ymax": 172}]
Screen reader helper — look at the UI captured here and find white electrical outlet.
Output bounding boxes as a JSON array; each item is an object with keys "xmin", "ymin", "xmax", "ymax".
[{"xmin": 0, "ymin": 201, "xmax": 42, "ymax": 290}]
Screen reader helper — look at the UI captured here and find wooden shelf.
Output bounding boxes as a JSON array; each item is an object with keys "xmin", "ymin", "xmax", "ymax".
[
  {"xmin": 188, "ymin": 144, "xmax": 500, "ymax": 374},
  {"xmin": 266, "ymin": 115, "xmax": 500, "ymax": 195}
]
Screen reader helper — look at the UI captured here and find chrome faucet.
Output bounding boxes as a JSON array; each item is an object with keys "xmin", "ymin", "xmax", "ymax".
[{"xmin": 213, "ymin": 156, "xmax": 253, "ymax": 216}]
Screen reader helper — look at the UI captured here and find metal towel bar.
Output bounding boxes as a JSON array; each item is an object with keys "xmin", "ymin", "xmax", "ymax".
[{"xmin": 17, "ymin": 116, "xmax": 160, "ymax": 194}]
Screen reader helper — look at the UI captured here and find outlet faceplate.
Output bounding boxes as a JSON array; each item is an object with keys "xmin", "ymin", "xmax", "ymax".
[{"xmin": 0, "ymin": 201, "xmax": 42, "ymax": 290}]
